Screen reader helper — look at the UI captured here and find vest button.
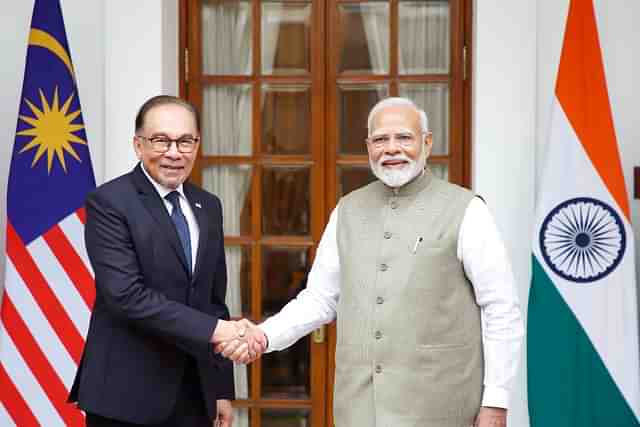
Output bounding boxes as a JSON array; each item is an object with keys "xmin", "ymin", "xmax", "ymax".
[
  {"xmin": 375, "ymin": 330, "xmax": 382, "ymax": 339},
  {"xmin": 375, "ymin": 364, "xmax": 382, "ymax": 374},
  {"xmin": 383, "ymin": 231, "xmax": 392, "ymax": 239},
  {"xmin": 376, "ymin": 296, "xmax": 384, "ymax": 304},
  {"xmin": 380, "ymin": 263, "xmax": 388, "ymax": 272},
  {"xmin": 390, "ymin": 200, "xmax": 398, "ymax": 209}
]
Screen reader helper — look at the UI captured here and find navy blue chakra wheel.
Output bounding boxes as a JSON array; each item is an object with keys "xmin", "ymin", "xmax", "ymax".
[{"xmin": 539, "ymin": 197, "xmax": 626, "ymax": 283}]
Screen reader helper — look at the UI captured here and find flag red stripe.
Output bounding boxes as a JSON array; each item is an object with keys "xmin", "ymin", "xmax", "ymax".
[
  {"xmin": 76, "ymin": 208, "xmax": 86, "ymax": 225},
  {"xmin": 43, "ymin": 225, "xmax": 95, "ymax": 310},
  {"xmin": 1, "ymin": 297, "xmax": 84, "ymax": 427},
  {"xmin": 7, "ymin": 223, "xmax": 83, "ymax": 364},
  {"xmin": 0, "ymin": 363, "xmax": 39, "ymax": 426}
]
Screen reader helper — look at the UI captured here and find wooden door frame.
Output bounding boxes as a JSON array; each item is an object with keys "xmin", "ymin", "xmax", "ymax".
[{"xmin": 179, "ymin": 1, "xmax": 473, "ymax": 426}]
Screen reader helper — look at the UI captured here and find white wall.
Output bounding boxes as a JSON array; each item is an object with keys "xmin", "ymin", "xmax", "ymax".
[
  {"xmin": 473, "ymin": 1, "xmax": 536, "ymax": 426},
  {"xmin": 104, "ymin": 0, "xmax": 179, "ymax": 181}
]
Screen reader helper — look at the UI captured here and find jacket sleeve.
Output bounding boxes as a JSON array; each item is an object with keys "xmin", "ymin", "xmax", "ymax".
[{"xmin": 85, "ymin": 190, "xmax": 218, "ymax": 358}]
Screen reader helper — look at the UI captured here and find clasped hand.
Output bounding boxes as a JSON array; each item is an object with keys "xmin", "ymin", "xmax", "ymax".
[{"xmin": 211, "ymin": 319, "xmax": 267, "ymax": 364}]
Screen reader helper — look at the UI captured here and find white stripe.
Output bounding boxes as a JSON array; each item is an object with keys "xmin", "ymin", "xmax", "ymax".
[
  {"xmin": 27, "ymin": 237, "xmax": 91, "ymax": 336},
  {"xmin": 5, "ymin": 260, "xmax": 77, "ymax": 389},
  {"xmin": 0, "ymin": 401, "xmax": 17, "ymax": 427},
  {"xmin": 59, "ymin": 212, "xmax": 94, "ymax": 277},
  {"xmin": 0, "ymin": 324, "xmax": 66, "ymax": 427}
]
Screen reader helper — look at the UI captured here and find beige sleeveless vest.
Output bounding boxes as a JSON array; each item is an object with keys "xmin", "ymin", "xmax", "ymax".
[{"xmin": 334, "ymin": 170, "xmax": 483, "ymax": 427}]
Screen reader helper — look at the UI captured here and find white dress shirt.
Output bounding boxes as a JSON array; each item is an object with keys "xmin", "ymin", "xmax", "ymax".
[
  {"xmin": 260, "ymin": 197, "xmax": 524, "ymax": 409},
  {"xmin": 141, "ymin": 164, "xmax": 199, "ymax": 271}
]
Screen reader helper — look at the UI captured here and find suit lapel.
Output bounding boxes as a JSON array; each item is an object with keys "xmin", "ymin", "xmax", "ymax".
[
  {"xmin": 184, "ymin": 183, "xmax": 208, "ymax": 282},
  {"xmin": 131, "ymin": 164, "xmax": 191, "ymax": 275}
]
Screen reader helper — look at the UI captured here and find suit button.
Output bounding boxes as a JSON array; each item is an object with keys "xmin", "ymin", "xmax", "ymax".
[
  {"xmin": 383, "ymin": 231, "xmax": 392, "ymax": 239},
  {"xmin": 390, "ymin": 200, "xmax": 398, "ymax": 209},
  {"xmin": 380, "ymin": 263, "xmax": 388, "ymax": 272},
  {"xmin": 376, "ymin": 296, "xmax": 384, "ymax": 304},
  {"xmin": 375, "ymin": 330, "xmax": 382, "ymax": 339},
  {"xmin": 375, "ymin": 364, "xmax": 382, "ymax": 374}
]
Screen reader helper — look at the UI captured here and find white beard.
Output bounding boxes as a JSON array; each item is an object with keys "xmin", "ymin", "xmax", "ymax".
[{"xmin": 370, "ymin": 145, "xmax": 427, "ymax": 188}]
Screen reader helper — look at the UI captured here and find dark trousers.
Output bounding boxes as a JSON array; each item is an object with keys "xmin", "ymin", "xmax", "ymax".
[{"xmin": 86, "ymin": 359, "xmax": 210, "ymax": 427}]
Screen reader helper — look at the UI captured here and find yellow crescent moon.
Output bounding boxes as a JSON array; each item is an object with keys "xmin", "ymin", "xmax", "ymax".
[{"xmin": 28, "ymin": 28, "xmax": 75, "ymax": 78}]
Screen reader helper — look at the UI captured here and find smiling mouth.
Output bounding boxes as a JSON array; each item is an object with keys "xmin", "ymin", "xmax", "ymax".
[
  {"xmin": 161, "ymin": 165, "xmax": 184, "ymax": 172},
  {"xmin": 381, "ymin": 160, "xmax": 408, "ymax": 168}
]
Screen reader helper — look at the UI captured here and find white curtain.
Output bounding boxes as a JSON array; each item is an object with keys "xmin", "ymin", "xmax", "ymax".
[
  {"xmin": 201, "ymin": 3, "xmax": 256, "ymax": 425},
  {"xmin": 202, "ymin": 0, "xmax": 251, "ymax": 75},
  {"xmin": 361, "ymin": 3, "xmax": 390, "ymax": 76},
  {"xmin": 399, "ymin": 0, "xmax": 450, "ymax": 74},
  {"xmin": 261, "ymin": 3, "xmax": 286, "ymax": 75}
]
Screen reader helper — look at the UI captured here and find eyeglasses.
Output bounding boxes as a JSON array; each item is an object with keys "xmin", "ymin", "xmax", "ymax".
[
  {"xmin": 136, "ymin": 135, "xmax": 200, "ymax": 153},
  {"xmin": 365, "ymin": 132, "xmax": 421, "ymax": 150}
]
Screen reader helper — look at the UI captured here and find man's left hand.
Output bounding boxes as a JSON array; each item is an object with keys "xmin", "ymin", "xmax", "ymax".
[
  {"xmin": 215, "ymin": 399, "xmax": 234, "ymax": 427},
  {"xmin": 473, "ymin": 406, "xmax": 506, "ymax": 427}
]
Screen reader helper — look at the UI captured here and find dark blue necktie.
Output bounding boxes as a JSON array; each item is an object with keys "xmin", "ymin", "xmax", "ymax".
[{"xmin": 165, "ymin": 191, "xmax": 192, "ymax": 273}]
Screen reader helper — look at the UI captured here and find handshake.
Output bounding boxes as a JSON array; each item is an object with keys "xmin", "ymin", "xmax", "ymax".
[{"xmin": 211, "ymin": 319, "xmax": 268, "ymax": 364}]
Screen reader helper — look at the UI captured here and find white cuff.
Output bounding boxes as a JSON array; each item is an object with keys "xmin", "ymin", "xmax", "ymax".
[{"xmin": 481, "ymin": 385, "xmax": 509, "ymax": 409}]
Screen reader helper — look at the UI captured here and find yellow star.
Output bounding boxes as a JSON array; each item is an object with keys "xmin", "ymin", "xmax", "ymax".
[{"xmin": 17, "ymin": 87, "xmax": 86, "ymax": 174}]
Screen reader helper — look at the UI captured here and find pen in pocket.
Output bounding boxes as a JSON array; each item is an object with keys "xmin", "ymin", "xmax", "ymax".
[{"xmin": 412, "ymin": 236, "xmax": 423, "ymax": 254}]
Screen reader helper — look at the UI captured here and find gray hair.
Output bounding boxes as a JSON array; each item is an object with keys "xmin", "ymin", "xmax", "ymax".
[{"xmin": 366, "ymin": 97, "xmax": 429, "ymax": 136}]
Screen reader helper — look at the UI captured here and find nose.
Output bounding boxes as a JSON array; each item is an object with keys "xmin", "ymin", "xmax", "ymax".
[
  {"xmin": 383, "ymin": 136, "xmax": 402, "ymax": 154},
  {"xmin": 164, "ymin": 141, "xmax": 182, "ymax": 158}
]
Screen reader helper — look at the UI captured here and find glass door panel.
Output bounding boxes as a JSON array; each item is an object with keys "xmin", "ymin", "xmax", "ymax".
[
  {"xmin": 262, "ymin": 1, "xmax": 313, "ymax": 75},
  {"xmin": 261, "ymin": 85, "xmax": 312, "ymax": 155},
  {"xmin": 202, "ymin": 165, "xmax": 253, "ymax": 236},
  {"xmin": 201, "ymin": 84, "xmax": 253, "ymax": 156},
  {"xmin": 202, "ymin": 0, "xmax": 252, "ymax": 75},
  {"xmin": 261, "ymin": 167, "xmax": 311, "ymax": 235},
  {"xmin": 337, "ymin": 2, "xmax": 390, "ymax": 74},
  {"xmin": 399, "ymin": 0, "xmax": 450, "ymax": 74}
]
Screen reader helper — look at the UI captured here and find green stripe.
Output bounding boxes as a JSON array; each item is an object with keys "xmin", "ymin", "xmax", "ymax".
[{"xmin": 528, "ymin": 256, "xmax": 639, "ymax": 426}]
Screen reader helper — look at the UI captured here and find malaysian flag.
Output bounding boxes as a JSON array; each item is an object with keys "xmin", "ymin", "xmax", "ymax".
[{"xmin": 0, "ymin": 1, "xmax": 96, "ymax": 425}]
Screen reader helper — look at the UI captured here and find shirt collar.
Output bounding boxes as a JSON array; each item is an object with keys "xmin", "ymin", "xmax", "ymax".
[{"xmin": 140, "ymin": 162, "xmax": 187, "ymax": 201}]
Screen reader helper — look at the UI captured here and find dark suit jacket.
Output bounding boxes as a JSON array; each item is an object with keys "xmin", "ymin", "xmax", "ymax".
[{"xmin": 69, "ymin": 164, "xmax": 234, "ymax": 424}]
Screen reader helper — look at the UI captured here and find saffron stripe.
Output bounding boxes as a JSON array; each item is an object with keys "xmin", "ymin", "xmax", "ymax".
[
  {"xmin": 0, "ymin": 363, "xmax": 38, "ymax": 426},
  {"xmin": 555, "ymin": 0, "xmax": 629, "ymax": 219},
  {"xmin": 6, "ymin": 223, "xmax": 83, "ymax": 364},
  {"xmin": 43, "ymin": 225, "xmax": 95, "ymax": 309},
  {"xmin": 1, "ymin": 297, "xmax": 84, "ymax": 427}
]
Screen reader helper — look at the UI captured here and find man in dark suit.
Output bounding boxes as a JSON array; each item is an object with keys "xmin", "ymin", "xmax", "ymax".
[{"xmin": 69, "ymin": 95, "xmax": 254, "ymax": 427}]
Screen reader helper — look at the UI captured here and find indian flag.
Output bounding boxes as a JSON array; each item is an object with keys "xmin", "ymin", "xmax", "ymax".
[{"xmin": 527, "ymin": 0, "xmax": 640, "ymax": 426}]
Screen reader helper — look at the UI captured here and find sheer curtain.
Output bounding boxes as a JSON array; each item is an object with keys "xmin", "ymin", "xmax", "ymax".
[
  {"xmin": 361, "ymin": 3, "xmax": 390, "ymax": 76},
  {"xmin": 201, "ymin": 3, "xmax": 254, "ymax": 425},
  {"xmin": 261, "ymin": 3, "xmax": 283, "ymax": 75},
  {"xmin": 202, "ymin": 1, "xmax": 251, "ymax": 75},
  {"xmin": 399, "ymin": 0, "xmax": 450, "ymax": 74}
]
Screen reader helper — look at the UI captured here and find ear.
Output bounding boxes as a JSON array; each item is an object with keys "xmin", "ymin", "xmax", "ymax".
[
  {"xmin": 423, "ymin": 132, "xmax": 433, "ymax": 158},
  {"xmin": 133, "ymin": 136, "xmax": 143, "ymax": 160}
]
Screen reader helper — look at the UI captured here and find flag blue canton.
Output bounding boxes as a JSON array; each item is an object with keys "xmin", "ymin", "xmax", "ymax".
[{"xmin": 7, "ymin": 0, "xmax": 95, "ymax": 245}]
